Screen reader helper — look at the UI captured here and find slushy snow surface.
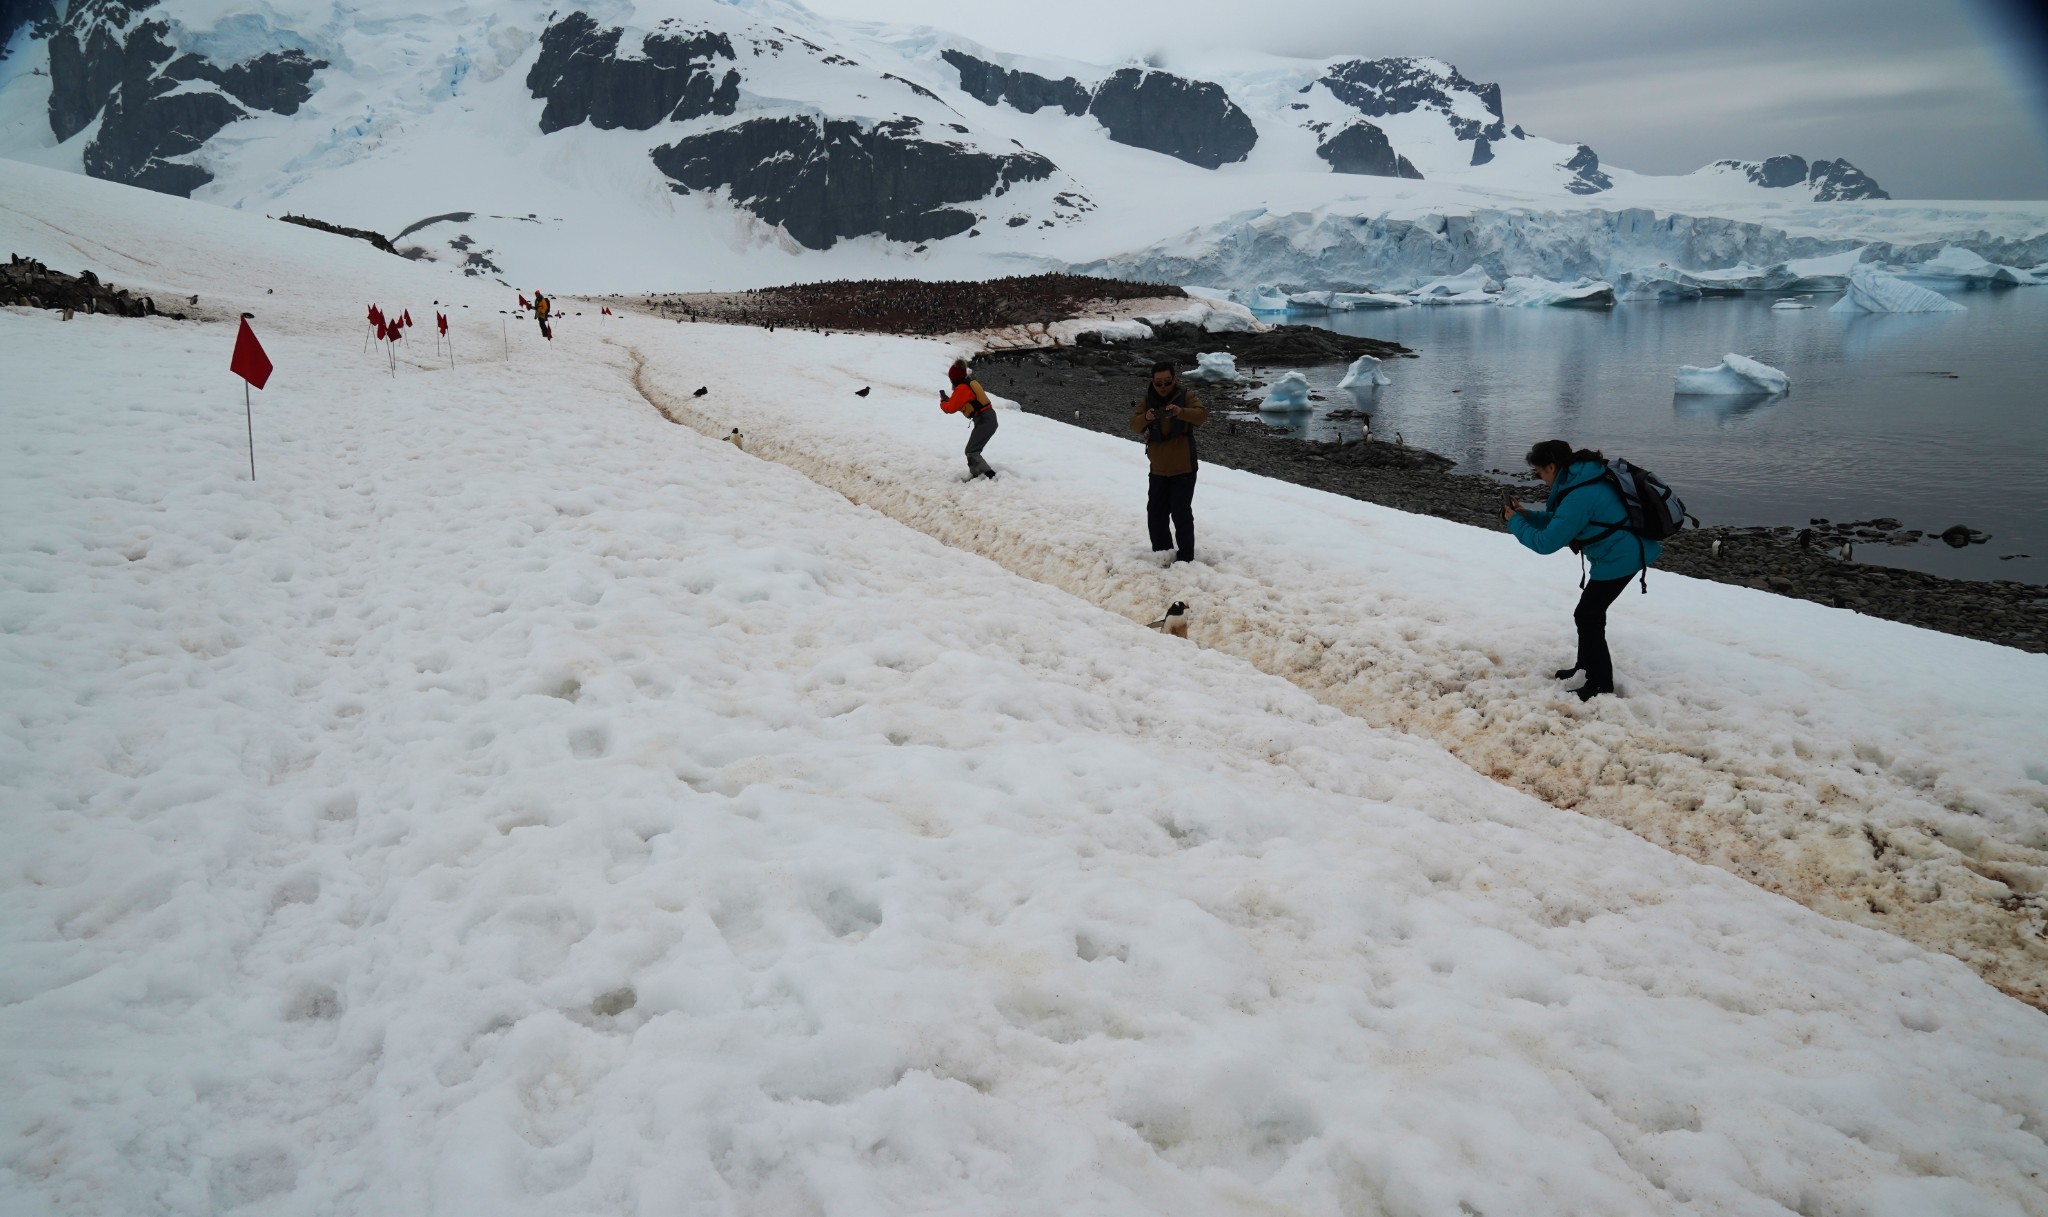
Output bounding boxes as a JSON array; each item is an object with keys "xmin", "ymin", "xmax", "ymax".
[
  {"xmin": 6, "ymin": 161, "xmax": 2048, "ymax": 1217},
  {"xmin": 1830, "ymin": 263, "xmax": 1970, "ymax": 314},
  {"xmin": 1673, "ymin": 354, "xmax": 1792, "ymax": 396}
]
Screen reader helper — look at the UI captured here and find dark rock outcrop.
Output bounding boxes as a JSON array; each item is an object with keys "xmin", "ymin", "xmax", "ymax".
[
  {"xmin": 44, "ymin": 0, "xmax": 325, "ymax": 196},
  {"xmin": 1085, "ymin": 68, "xmax": 1257, "ymax": 169},
  {"xmin": 527, "ymin": 13, "xmax": 739, "ymax": 134},
  {"xmin": 1470, "ymin": 136, "xmax": 1494, "ymax": 167},
  {"xmin": 941, "ymin": 49, "xmax": 1090, "ymax": 115},
  {"xmin": 0, "ymin": 0, "xmax": 57, "ymax": 62},
  {"xmin": 2, "ymin": 252, "xmax": 174, "ymax": 317},
  {"xmin": 279, "ymin": 214, "xmax": 399, "ymax": 255},
  {"xmin": 1807, "ymin": 157, "xmax": 1889, "ymax": 201},
  {"xmin": 651, "ymin": 117, "xmax": 1055, "ymax": 250},
  {"xmin": 1318, "ymin": 58, "xmax": 1506, "ymax": 144},
  {"xmin": 1562, "ymin": 144, "xmax": 1613, "ymax": 194},
  {"xmin": 1316, "ymin": 121, "xmax": 1422, "ymax": 178},
  {"xmin": 1714, "ymin": 154, "xmax": 1889, "ymax": 201}
]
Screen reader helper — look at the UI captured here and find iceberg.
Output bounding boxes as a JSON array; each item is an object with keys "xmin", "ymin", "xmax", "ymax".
[
  {"xmin": 1614, "ymin": 267, "xmax": 1706, "ymax": 301},
  {"xmin": 1689, "ymin": 262, "xmax": 1796, "ymax": 293},
  {"xmin": 1411, "ymin": 266, "xmax": 1498, "ymax": 304},
  {"xmin": 1328, "ymin": 291, "xmax": 1413, "ymax": 310},
  {"xmin": 1259, "ymin": 371, "xmax": 1312, "ymax": 411},
  {"xmin": 1337, "ymin": 355, "xmax": 1390, "ymax": 389},
  {"xmin": 1828, "ymin": 264, "xmax": 1967, "ymax": 314},
  {"xmin": 1246, "ymin": 288, "xmax": 1293, "ymax": 313},
  {"xmin": 1771, "ymin": 299, "xmax": 1812, "ymax": 310},
  {"xmin": 1186, "ymin": 351, "xmax": 1240, "ymax": 383},
  {"xmin": 1497, "ymin": 275, "xmax": 1617, "ymax": 308},
  {"xmin": 1286, "ymin": 291, "xmax": 1336, "ymax": 314},
  {"xmin": 1674, "ymin": 354, "xmax": 1791, "ymax": 396},
  {"xmin": 1901, "ymin": 245, "xmax": 2033, "ymax": 287},
  {"xmin": 1782, "ymin": 248, "xmax": 1865, "ymax": 292}
]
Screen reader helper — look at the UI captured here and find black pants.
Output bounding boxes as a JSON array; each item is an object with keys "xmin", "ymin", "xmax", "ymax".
[
  {"xmin": 1148, "ymin": 472, "xmax": 1196, "ymax": 560},
  {"xmin": 965, "ymin": 410, "xmax": 998, "ymax": 477},
  {"xmin": 1573, "ymin": 576, "xmax": 1631, "ymax": 690}
]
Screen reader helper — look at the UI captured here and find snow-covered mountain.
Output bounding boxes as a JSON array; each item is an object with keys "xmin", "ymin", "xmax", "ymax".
[{"xmin": 0, "ymin": 0, "xmax": 2033, "ymax": 290}]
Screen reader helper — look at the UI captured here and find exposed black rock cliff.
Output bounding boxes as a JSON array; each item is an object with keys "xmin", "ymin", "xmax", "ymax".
[
  {"xmin": 1085, "ymin": 69, "xmax": 1257, "ymax": 170},
  {"xmin": 1805, "ymin": 158, "xmax": 1889, "ymax": 201},
  {"xmin": 651, "ymin": 117, "xmax": 1055, "ymax": 250},
  {"xmin": 527, "ymin": 13, "xmax": 739, "ymax": 134},
  {"xmin": 941, "ymin": 49, "xmax": 1089, "ymax": 115},
  {"xmin": 44, "ymin": 0, "xmax": 324, "ymax": 195},
  {"xmin": 1316, "ymin": 121, "xmax": 1422, "ymax": 178},
  {"xmin": 1318, "ymin": 58, "xmax": 1506, "ymax": 144},
  {"xmin": 1562, "ymin": 144, "xmax": 1613, "ymax": 194},
  {"xmin": 1712, "ymin": 154, "xmax": 1889, "ymax": 201}
]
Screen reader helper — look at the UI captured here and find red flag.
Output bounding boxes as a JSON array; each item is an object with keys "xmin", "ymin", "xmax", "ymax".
[
  {"xmin": 402, "ymin": 309, "xmax": 413, "ymax": 328},
  {"xmin": 602, "ymin": 306, "xmax": 611, "ymax": 315},
  {"xmin": 370, "ymin": 304, "xmax": 384, "ymax": 326},
  {"xmin": 231, "ymin": 317, "xmax": 273, "ymax": 389},
  {"xmin": 518, "ymin": 294, "xmax": 530, "ymax": 309},
  {"xmin": 366, "ymin": 303, "xmax": 377, "ymax": 323},
  {"xmin": 437, "ymin": 312, "xmax": 448, "ymax": 335},
  {"xmin": 380, "ymin": 318, "xmax": 395, "ymax": 342}
]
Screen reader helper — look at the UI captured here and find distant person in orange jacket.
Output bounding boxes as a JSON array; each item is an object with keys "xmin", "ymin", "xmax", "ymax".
[
  {"xmin": 533, "ymin": 290, "xmax": 552, "ymax": 340},
  {"xmin": 941, "ymin": 358, "xmax": 999, "ymax": 480}
]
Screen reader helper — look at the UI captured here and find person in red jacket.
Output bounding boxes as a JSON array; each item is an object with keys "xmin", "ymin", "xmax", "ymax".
[{"xmin": 940, "ymin": 358, "xmax": 999, "ymax": 480}]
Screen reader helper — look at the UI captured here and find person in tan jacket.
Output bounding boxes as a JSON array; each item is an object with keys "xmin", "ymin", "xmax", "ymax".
[{"xmin": 1128, "ymin": 360, "xmax": 1207, "ymax": 562}]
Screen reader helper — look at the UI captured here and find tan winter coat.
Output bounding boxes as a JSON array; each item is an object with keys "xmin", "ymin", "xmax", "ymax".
[{"xmin": 1128, "ymin": 390, "xmax": 1207, "ymax": 476}]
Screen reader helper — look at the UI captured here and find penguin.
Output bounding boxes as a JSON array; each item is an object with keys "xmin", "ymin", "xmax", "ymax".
[
  {"xmin": 692, "ymin": 386, "xmax": 708, "ymax": 398},
  {"xmin": 723, "ymin": 428, "xmax": 744, "ymax": 451},
  {"xmin": 1146, "ymin": 602, "xmax": 1189, "ymax": 638},
  {"xmin": 856, "ymin": 386, "xmax": 871, "ymax": 397},
  {"xmin": 1711, "ymin": 538, "xmax": 1723, "ymax": 559}
]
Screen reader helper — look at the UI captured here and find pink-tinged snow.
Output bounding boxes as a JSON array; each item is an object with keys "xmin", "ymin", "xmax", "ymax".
[{"xmin": 5, "ymin": 160, "xmax": 2048, "ymax": 1217}]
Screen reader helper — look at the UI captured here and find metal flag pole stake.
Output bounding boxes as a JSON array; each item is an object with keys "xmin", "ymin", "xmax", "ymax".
[{"xmin": 245, "ymin": 381, "xmax": 255, "ymax": 480}]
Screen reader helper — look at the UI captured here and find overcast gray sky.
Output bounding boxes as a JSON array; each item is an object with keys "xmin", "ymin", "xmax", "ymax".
[{"xmin": 803, "ymin": 0, "xmax": 2048, "ymax": 199}]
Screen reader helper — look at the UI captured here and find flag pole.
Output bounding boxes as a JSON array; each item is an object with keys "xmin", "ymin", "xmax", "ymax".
[{"xmin": 244, "ymin": 380, "xmax": 256, "ymax": 480}]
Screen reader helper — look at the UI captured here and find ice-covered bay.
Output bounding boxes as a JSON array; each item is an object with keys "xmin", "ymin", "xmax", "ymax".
[{"xmin": 5, "ymin": 162, "xmax": 2048, "ymax": 1217}]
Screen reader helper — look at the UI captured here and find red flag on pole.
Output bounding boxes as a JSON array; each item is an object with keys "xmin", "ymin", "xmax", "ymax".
[
  {"xmin": 437, "ymin": 312, "xmax": 448, "ymax": 335},
  {"xmin": 402, "ymin": 309, "xmax": 413, "ymax": 328},
  {"xmin": 231, "ymin": 317, "xmax": 273, "ymax": 389},
  {"xmin": 372, "ymin": 304, "xmax": 385, "ymax": 325},
  {"xmin": 518, "ymin": 294, "xmax": 530, "ymax": 309},
  {"xmin": 602, "ymin": 306, "xmax": 611, "ymax": 315}
]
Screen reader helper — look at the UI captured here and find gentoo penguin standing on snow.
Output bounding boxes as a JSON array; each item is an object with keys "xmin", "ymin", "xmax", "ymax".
[{"xmin": 1147, "ymin": 601, "xmax": 1190, "ymax": 638}]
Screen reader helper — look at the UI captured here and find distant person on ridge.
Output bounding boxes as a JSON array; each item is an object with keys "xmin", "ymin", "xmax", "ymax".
[
  {"xmin": 940, "ymin": 358, "xmax": 999, "ymax": 480},
  {"xmin": 533, "ymin": 290, "xmax": 552, "ymax": 341},
  {"xmin": 1503, "ymin": 439, "xmax": 1662, "ymax": 702},
  {"xmin": 1129, "ymin": 360, "xmax": 1206, "ymax": 563}
]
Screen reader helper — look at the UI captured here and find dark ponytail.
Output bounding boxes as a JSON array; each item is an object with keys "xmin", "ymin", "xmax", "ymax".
[{"xmin": 1525, "ymin": 439, "xmax": 1603, "ymax": 470}]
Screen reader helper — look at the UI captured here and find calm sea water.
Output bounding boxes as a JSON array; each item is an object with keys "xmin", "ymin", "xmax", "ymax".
[{"xmin": 1272, "ymin": 287, "xmax": 2048, "ymax": 583}]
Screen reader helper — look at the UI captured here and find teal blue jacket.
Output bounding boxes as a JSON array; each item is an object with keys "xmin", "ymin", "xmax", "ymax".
[{"xmin": 1509, "ymin": 460, "xmax": 1661, "ymax": 580}]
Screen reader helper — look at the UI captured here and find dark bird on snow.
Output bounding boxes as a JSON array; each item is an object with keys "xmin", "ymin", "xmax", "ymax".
[
  {"xmin": 856, "ymin": 386, "xmax": 871, "ymax": 397},
  {"xmin": 1146, "ymin": 601, "xmax": 1190, "ymax": 638},
  {"xmin": 692, "ymin": 386, "xmax": 708, "ymax": 398}
]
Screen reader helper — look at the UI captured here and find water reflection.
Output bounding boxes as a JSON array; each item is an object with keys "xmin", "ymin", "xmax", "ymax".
[
  {"xmin": 1670, "ymin": 391, "xmax": 1789, "ymax": 424},
  {"xmin": 1261, "ymin": 289, "xmax": 2048, "ymax": 582}
]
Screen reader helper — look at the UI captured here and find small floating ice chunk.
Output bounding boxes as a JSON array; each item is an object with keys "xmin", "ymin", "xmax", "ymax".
[
  {"xmin": 1259, "ymin": 371, "xmax": 1312, "ymax": 411},
  {"xmin": 1329, "ymin": 291, "xmax": 1413, "ymax": 310},
  {"xmin": 1186, "ymin": 351, "xmax": 1240, "ymax": 383},
  {"xmin": 1771, "ymin": 299, "xmax": 1812, "ymax": 310},
  {"xmin": 1829, "ymin": 264, "xmax": 1966, "ymax": 314},
  {"xmin": 1674, "ymin": 353, "xmax": 1791, "ymax": 395},
  {"xmin": 1337, "ymin": 355, "xmax": 1390, "ymax": 389}
]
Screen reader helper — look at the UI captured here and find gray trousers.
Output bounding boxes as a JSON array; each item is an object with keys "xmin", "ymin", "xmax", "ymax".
[{"xmin": 965, "ymin": 410, "xmax": 998, "ymax": 477}]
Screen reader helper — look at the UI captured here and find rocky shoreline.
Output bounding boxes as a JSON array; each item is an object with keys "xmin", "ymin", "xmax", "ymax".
[{"xmin": 975, "ymin": 331, "xmax": 2048, "ymax": 654}]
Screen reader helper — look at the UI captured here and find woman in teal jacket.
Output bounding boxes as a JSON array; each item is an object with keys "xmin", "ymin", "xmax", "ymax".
[{"xmin": 1502, "ymin": 439, "xmax": 1661, "ymax": 701}]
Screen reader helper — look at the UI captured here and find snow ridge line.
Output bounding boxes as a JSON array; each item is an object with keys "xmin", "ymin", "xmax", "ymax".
[{"xmin": 623, "ymin": 346, "xmax": 2048, "ymax": 1010}]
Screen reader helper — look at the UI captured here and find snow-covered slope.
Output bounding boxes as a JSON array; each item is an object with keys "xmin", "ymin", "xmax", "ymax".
[
  {"xmin": 6, "ymin": 0, "xmax": 2036, "ymax": 292},
  {"xmin": 7, "ymin": 152, "xmax": 2048, "ymax": 1217}
]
